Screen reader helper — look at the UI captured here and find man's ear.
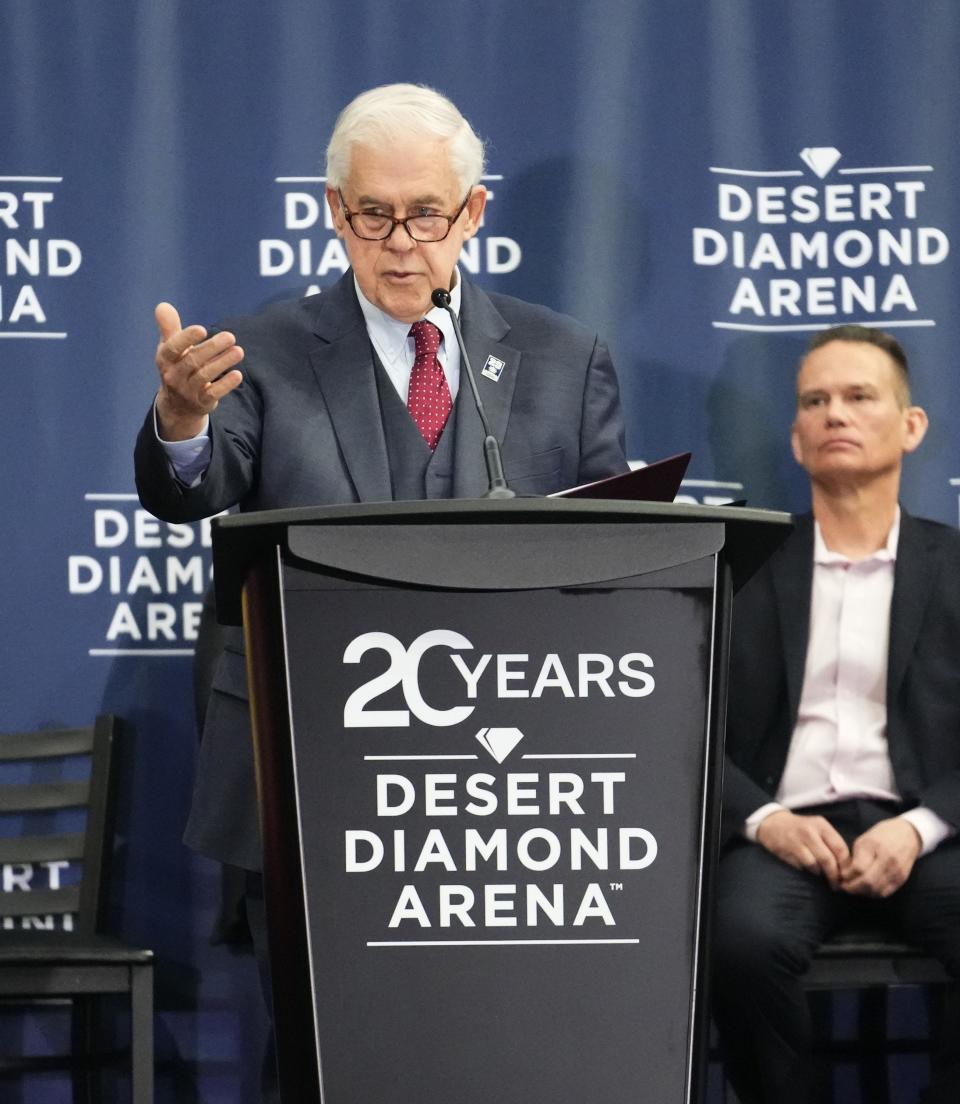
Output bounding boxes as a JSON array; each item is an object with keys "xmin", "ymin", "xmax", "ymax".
[
  {"xmin": 902, "ymin": 405, "xmax": 929, "ymax": 454},
  {"xmin": 790, "ymin": 421, "xmax": 803, "ymax": 466},
  {"xmin": 462, "ymin": 186, "xmax": 487, "ymax": 241},
  {"xmin": 326, "ymin": 186, "xmax": 345, "ymax": 238}
]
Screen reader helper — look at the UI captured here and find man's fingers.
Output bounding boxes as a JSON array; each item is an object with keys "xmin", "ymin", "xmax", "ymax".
[
  {"xmin": 817, "ymin": 823, "xmax": 852, "ymax": 888},
  {"xmin": 841, "ymin": 864, "xmax": 885, "ymax": 897},
  {"xmin": 154, "ymin": 302, "xmax": 217, "ymax": 365},
  {"xmin": 158, "ymin": 330, "xmax": 239, "ymax": 379},
  {"xmin": 200, "ymin": 368, "xmax": 244, "ymax": 404},
  {"xmin": 757, "ymin": 812, "xmax": 852, "ymax": 887},
  {"xmin": 793, "ymin": 847, "xmax": 820, "ymax": 876},
  {"xmin": 760, "ymin": 812, "xmax": 915, "ymax": 898},
  {"xmin": 839, "ymin": 818, "xmax": 920, "ymax": 898},
  {"xmin": 800, "ymin": 831, "xmax": 846, "ymax": 886},
  {"xmin": 161, "ymin": 328, "xmax": 210, "ymax": 364},
  {"xmin": 155, "ymin": 302, "xmax": 183, "ymax": 341},
  {"xmin": 821, "ymin": 820, "xmax": 848, "ymax": 855},
  {"xmin": 840, "ymin": 843, "xmax": 893, "ymax": 897},
  {"xmin": 808, "ymin": 843, "xmax": 841, "ymax": 887},
  {"xmin": 796, "ymin": 817, "xmax": 848, "ymax": 879},
  {"xmin": 185, "ymin": 339, "xmax": 245, "ymax": 385}
]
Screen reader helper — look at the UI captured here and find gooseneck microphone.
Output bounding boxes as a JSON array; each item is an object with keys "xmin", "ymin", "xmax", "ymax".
[{"xmin": 431, "ymin": 287, "xmax": 515, "ymax": 499}]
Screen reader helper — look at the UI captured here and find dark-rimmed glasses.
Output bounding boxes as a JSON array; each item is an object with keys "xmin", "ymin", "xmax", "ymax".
[{"xmin": 337, "ymin": 189, "xmax": 472, "ymax": 242}]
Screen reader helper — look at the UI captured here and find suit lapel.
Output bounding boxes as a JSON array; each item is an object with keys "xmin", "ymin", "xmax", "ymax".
[
  {"xmin": 772, "ymin": 515, "xmax": 815, "ymax": 727},
  {"xmin": 888, "ymin": 511, "xmax": 938, "ymax": 702},
  {"xmin": 452, "ymin": 280, "xmax": 520, "ymax": 498},
  {"xmin": 306, "ymin": 276, "xmax": 392, "ymax": 503}
]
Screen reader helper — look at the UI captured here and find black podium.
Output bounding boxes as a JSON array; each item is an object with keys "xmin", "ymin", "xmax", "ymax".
[{"xmin": 212, "ymin": 498, "xmax": 790, "ymax": 1104}]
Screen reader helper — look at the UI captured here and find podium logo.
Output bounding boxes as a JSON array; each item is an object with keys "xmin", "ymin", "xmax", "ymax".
[
  {"xmin": 475, "ymin": 727, "xmax": 524, "ymax": 763},
  {"xmin": 342, "ymin": 629, "xmax": 655, "ymax": 729}
]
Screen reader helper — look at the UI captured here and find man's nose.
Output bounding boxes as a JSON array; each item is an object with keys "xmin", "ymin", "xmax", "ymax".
[
  {"xmin": 384, "ymin": 221, "xmax": 417, "ymax": 251},
  {"xmin": 824, "ymin": 399, "xmax": 849, "ymax": 425}
]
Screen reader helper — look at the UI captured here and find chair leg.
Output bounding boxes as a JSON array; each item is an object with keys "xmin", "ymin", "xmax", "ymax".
[
  {"xmin": 926, "ymin": 981, "xmax": 960, "ymax": 1102},
  {"xmin": 70, "ymin": 994, "xmax": 99, "ymax": 1104},
  {"xmin": 130, "ymin": 965, "xmax": 154, "ymax": 1104},
  {"xmin": 808, "ymin": 991, "xmax": 835, "ymax": 1104},
  {"xmin": 858, "ymin": 989, "xmax": 891, "ymax": 1104}
]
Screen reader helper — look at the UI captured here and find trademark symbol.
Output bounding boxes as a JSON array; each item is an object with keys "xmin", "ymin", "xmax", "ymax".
[{"xmin": 609, "ymin": 882, "xmax": 624, "ymax": 892}]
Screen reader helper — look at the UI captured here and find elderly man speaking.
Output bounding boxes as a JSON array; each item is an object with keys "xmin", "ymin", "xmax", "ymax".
[{"xmin": 134, "ymin": 82, "xmax": 627, "ymax": 1098}]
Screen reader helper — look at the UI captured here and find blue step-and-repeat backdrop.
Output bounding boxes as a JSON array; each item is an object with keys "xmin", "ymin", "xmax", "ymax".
[{"xmin": 2, "ymin": 2, "xmax": 958, "ymax": 1099}]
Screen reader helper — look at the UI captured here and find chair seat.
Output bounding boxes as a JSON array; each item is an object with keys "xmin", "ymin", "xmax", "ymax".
[
  {"xmin": 804, "ymin": 925, "xmax": 950, "ymax": 989},
  {"xmin": 0, "ymin": 935, "xmax": 154, "ymax": 966},
  {"xmin": 815, "ymin": 932, "xmax": 923, "ymax": 957}
]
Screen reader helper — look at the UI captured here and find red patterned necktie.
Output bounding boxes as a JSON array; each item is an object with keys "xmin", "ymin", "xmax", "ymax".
[{"xmin": 407, "ymin": 320, "xmax": 452, "ymax": 450}]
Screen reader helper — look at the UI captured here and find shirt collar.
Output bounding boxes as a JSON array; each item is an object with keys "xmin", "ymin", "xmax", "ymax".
[
  {"xmin": 353, "ymin": 268, "xmax": 463, "ymax": 367},
  {"xmin": 813, "ymin": 506, "xmax": 900, "ymax": 566}
]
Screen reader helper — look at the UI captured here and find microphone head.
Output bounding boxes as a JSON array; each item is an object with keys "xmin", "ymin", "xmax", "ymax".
[{"xmin": 431, "ymin": 287, "xmax": 452, "ymax": 309}]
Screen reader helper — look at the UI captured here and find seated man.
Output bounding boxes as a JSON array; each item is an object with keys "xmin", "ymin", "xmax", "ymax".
[{"xmin": 713, "ymin": 325, "xmax": 960, "ymax": 1104}]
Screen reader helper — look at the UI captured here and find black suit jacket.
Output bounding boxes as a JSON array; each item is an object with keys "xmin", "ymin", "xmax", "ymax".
[
  {"xmin": 722, "ymin": 511, "xmax": 960, "ymax": 846},
  {"xmin": 134, "ymin": 273, "xmax": 628, "ymax": 868}
]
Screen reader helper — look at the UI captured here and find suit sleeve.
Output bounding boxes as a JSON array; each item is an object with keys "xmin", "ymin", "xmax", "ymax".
[
  {"xmin": 720, "ymin": 758, "xmax": 782, "ymax": 846},
  {"xmin": 719, "ymin": 556, "xmax": 795, "ymax": 847},
  {"xmin": 134, "ymin": 365, "xmax": 264, "ymax": 523},
  {"xmin": 576, "ymin": 336, "xmax": 628, "ymax": 483},
  {"xmin": 883, "ymin": 521, "xmax": 960, "ymax": 832}
]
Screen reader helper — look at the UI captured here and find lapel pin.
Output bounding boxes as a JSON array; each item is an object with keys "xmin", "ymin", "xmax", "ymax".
[{"xmin": 481, "ymin": 354, "xmax": 505, "ymax": 382}]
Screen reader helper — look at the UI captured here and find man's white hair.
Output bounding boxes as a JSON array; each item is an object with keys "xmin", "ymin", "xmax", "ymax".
[{"xmin": 325, "ymin": 83, "xmax": 486, "ymax": 194}]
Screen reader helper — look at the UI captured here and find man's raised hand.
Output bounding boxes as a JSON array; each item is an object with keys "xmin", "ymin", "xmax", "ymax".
[{"xmin": 154, "ymin": 302, "xmax": 244, "ymax": 440}]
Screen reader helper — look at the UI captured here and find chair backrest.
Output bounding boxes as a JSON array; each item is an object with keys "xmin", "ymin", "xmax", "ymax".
[{"xmin": 0, "ymin": 715, "xmax": 116, "ymax": 939}]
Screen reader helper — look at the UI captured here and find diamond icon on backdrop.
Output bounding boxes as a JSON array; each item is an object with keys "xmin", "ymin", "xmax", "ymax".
[
  {"xmin": 799, "ymin": 147, "xmax": 842, "ymax": 178},
  {"xmin": 475, "ymin": 727, "xmax": 525, "ymax": 763}
]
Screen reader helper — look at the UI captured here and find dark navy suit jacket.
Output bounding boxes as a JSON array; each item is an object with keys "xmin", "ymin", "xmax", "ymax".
[
  {"xmin": 135, "ymin": 272, "xmax": 628, "ymax": 868},
  {"xmin": 722, "ymin": 510, "xmax": 960, "ymax": 847}
]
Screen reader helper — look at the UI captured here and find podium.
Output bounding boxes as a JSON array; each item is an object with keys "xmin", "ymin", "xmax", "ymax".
[{"xmin": 212, "ymin": 498, "xmax": 790, "ymax": 1104}]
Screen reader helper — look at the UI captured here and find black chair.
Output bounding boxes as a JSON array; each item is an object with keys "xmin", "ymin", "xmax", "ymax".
[
  {"xmin": 803, "ymin": 925, "xmax": 950, "ymax": 1104},
  {"xmin": 805, "ymin": 925, "xmax": 950, "ymax": 990},
  {"xmin": 718, "ymin": 929, "xmax": 950, "ymax": 1104},
  {"xmin": 0, "ymin": 715, "xmax": 154, "ymax": 1102}
]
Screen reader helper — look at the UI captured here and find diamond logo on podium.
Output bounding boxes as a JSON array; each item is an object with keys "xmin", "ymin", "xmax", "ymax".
[
  {"xmin": 799, "ymin": 147, "xmax": 842, "ymax": 178},
  {"xmin": 475, "ymin": 727, "xmax": 525, "ymax": 763}
]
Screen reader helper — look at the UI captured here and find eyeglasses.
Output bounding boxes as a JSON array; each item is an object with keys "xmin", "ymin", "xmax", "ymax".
[{"xmin": 337, "ymin": 189, "xmax": 472, "ymax": 242}]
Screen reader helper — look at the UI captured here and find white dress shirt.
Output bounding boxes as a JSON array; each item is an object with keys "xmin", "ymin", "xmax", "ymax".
[
  {"xmin": 746, "ymin": 510, "xmax": 954, "ymax": 855},
  {"xmin": 157, "ymin": 272, "xmax": 464, "ymax": 484},
  {"xmin": 355, "ymin": 273, "xmax": 461, "ymax": 404}
]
